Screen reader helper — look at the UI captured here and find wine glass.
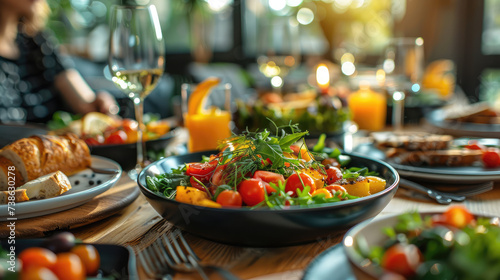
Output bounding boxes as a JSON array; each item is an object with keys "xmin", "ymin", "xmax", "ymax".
[
  {"xmin": 108, "ymin": 4, "xmax": 165, "ymax": 176},
  {"xmin": 256, "ymin": 12, "xmax": 301, "ymax": 93},
  {"xmin": 383, "ymin": 37, "xmax": 424, "ymax": 130}
]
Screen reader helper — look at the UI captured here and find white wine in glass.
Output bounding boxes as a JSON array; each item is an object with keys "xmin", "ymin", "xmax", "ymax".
[{"xmin": 108, "ymin": 5, "xmax": 165, "ymax": 176}]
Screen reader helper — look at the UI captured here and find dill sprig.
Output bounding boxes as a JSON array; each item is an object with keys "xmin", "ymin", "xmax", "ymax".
[{"xmin": 215, "ymin": 124, "xmax": 311, "ymax": 187}]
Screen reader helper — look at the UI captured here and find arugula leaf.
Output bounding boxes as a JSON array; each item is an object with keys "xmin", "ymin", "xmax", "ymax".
[{"xmin": 312, "ymin": 133, "xmax": 327, "ymax": 152}]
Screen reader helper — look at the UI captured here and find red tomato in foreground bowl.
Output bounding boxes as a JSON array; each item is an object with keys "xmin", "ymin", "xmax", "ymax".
[
  {"xmin": 325, "ymin": 166, "xmax": 343, "ymax": 185},
  {"xmin": 238, "ymin": 179, "xmax": 265, "ymax": 206},
  {"xmin": 285, "ymin": 173, "xmax": 315, "ymax": 196},
  {"xmin": 381, "ymin": 243, "xmax": 422, "ymax": 278}
]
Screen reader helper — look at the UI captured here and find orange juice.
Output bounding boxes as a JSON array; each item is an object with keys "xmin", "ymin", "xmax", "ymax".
[
  {"xmin": 185, "ymin": 109, "xmax": 231, "ymax": 152},
  {"xmin": 348, "ymin": 86, "xmax": 387, "ymax": 131}
]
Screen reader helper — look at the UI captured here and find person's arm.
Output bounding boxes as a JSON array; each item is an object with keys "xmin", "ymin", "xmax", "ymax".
[{"xmin": 54, "ymin": 69, "xmax": 118, "ymax": 115}]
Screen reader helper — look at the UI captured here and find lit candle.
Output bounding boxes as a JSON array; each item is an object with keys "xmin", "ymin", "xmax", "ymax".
[
  {"xmin": 348, "ymin": 83, "xmax": 387, "ymax": 131},
  {"xmin": 316, "ymin": 63, "xmax": 330, "ymax": 94}
]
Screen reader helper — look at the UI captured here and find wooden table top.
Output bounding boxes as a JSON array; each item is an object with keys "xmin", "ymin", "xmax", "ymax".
[{"xmin": 68, "ymin": 173, "xmax": 500, "ymax": 280}]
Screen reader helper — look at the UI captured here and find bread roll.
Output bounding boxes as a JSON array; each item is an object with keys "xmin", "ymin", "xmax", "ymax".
[
  {"xmin": 0, "ymin": 156, "xmax": 24, "ymax": 191},
  {"xmin": 0, "ymin": 134, "xmax": 91, "ymax": 188}
]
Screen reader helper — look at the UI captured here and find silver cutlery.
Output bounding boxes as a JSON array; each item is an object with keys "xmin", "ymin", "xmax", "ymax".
[
  {"xmin": 399, "ymin": 178, "xmax": 493, "ymax": 204},
  {"xmin": 139, "ymin": 228, "xmax": 240, "ymax": 280}
]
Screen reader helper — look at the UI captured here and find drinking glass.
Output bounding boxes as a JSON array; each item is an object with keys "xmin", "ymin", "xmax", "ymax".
[
  {"xmin": 108, "ymin": 5, "xmax": 165, "ymax": 175},
  {"xmin": 181, "ymin": 83, "xmax": 232, "ymax": 153},
  {"xmin": 256, "ymin": 12, "xmax": 301, "ymax": 93},
  {"xmin": 383, "ymin": 37, "xmax": 424, "ymax": 130}
]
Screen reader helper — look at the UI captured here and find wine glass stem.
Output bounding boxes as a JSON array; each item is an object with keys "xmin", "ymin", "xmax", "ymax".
[
  {"xmin": 392, "ymin": 96, "xmax": 405, "ymax": 131},
  {"xmin": 133, "ymin": 97, "xmax": 146, "ymax": 171}
]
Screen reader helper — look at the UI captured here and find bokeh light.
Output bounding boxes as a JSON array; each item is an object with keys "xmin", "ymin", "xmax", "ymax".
[
  {"xmin": 286, "ymin": 0, "xmax": 303, "ymax": 7},
  {"xmin": 341, "ymin": 62, "xmax": 356, "ymax": 76},
  {"xmin": 271, "ymin": 76, "xmax": 283, "ymax": 88},
  {"xmin": 297, "ymin": 8, "xmax": 314, "ymax": 25},
  {"xmin": 269, "ymin": 0, "xmax": 287, "ymax": 11}
]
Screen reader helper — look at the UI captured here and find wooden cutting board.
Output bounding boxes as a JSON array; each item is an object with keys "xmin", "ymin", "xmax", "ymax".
[{"xmin": 0, "ymin": 175, "xmax": 139, "ymax": 238}]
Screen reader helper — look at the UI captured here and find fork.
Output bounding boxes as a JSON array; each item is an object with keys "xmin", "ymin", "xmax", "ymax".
[
  {"xmin": 138, "ymin": 241, "xmax": 175, "ymax": 280},
  {"xmin": 141, "ymin": 228, "xmax": 240, "ymax": 280},
  {"xmin": 399, "ymin": 178, "xmax": 494, "ymax": 204}
]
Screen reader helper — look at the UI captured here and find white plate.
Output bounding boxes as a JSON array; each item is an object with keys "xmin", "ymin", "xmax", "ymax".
[{"xmin": 0, "ymin": 156, "xmax": 122, "ymax": 221}]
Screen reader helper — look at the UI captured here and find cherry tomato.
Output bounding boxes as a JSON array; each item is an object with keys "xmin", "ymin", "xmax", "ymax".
[
  {"xmin": 84, "ymin": 135, "xmax": 104, "ymax": 146},
  {"xmin": 238, "ymin": 179, "xmax": 265, "ymax": 206},
  {"xmin": 104, "ymin": 130, "xmax": 127, "ymax": 145},
  {"xmin": 70, "ymin": 245, "xmax": 100, "ymax": 276},
  {"xmin": 211, "ymin": 164, "xmax": 228, "ymax": 186},
  {"xmin": 186, "ymin": 161, "xmax": 218, "ymax": 178},
  {"xmin": 482, "ymin": 148, "xmax": 500, "ymax": 168},
  {"xmin": 325, "ymin": 184, "xmax": 348, "ymax": 199},
  {"xmin": 19, "ymin": 247, "xmax": 57, "ymax": 271},
  {"xmin": 190, "ymin": 176, "xmax": 207, "ymax": 192},
  {"xmin": 464, "ymin": 143, "xmax": 486, "ymax": 150},
  {"xmin": 253, "ymin": 171, "xmax": 285, "ymax": 194},
  {"xmin": 290, "ymin": 145, "xmax": 300, "ymax": 155},
  {"xmin": 216, "ymin": 190, "xmax": 243, "ymax": 207},
  {"xmin": 121, "ymin": 119, "xmax": 138, "ymax": 132},
  {"xmin": 20, "ymin": 266, "xmax": 58, "ymax": 280},
  {"xmin": 285, "ymin": 173, "xmax": 316, "ymax": 196},
  {"xmin": 381, "ymin": 243, "xmax": 422, "ymax": 278},
  {"xmin": 442, "ymin": 206, "xmax": 475, "ymax": 228},
  {"xmin": 311, "ymin": 188, "xmax": 333, "ymax": 199},
  {"xmin": 51, "ymin": 252, "xmax": 85, "ymax": 280},
  {"xmin": 321, "ymin": 158, "xmax": 340, "ymax": 168},
  {"xmin": 325, "ymin": 166, "xmax": 343, "ymax": 185}
]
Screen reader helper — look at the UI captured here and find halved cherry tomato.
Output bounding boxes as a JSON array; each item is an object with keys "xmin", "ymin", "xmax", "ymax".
[
  {"xmin": 70, "ymin": 245, "xmax": 100, "ymax": 276},
  {"xmin": 482, "ymin": 148, "xmax": 500, "ymax": 168},
  {"xmin": 325, "ymin": 184, "xmax": 348, "ymax": 199},
  {"xmin": 325, "ymin": 166, "xmax": 343, "ymax": 185},
  {"xmin": 104, "ymin": 130, "xmax": 127, "ymax": 144},
  {"xmin": 186, "ymin": 161, "xmax": 218, "ymax": 178},
  {"xmin": 20, "ymin": 266, "xmax": 58, "ymax": 280},
  {"xmin": 381, "ymin": 244, "xmax": 422, "ymax": 278},
  {"xmin": 216, "ymin": 190, "xmax": 242, "ymax": 207},
  {"xmin": 252, "ymin": 171, "xmax": 285, "ymax": 195},
  {"xmin": 51, "ymin": 252, "xmax": 85, "ymax": 280},
  {"xmin": 441, "ymin": 206, "xmax": 475, "ymax": 228},
  {"xmin": 211, "ymin": 164, "xmax": 227, "ymax": 186},
  {"xmin": 238, "ymin": 179, "xmax": 265, "ymax": 206},
  {"xmin": 285, "ymin": 173, "xmax": 315, "ymax": 196},
  {"xmin": 19, "ymin": 247, "xmax": 57, "ymax": 271}
]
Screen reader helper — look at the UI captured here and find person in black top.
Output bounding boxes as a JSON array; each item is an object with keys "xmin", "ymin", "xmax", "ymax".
[{"xmin": 0, "ymin": 0, "xmax": 117, "ymax": 124}]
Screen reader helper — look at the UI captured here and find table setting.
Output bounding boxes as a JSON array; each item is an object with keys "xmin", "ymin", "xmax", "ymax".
[{"xmin": 1, "ymin": 1, "xmax": 500, "ymax": 280}]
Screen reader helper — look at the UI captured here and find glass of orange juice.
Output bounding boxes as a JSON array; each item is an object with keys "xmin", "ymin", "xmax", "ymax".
[{"xmin": 181, "ymin": 81, "xmax": 232, "ymax": 153}]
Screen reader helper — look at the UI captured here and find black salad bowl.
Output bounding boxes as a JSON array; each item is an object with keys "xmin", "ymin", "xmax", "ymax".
[{"xmin": 137, "ymin": 151, "xmax": 400, "ymax": 247}]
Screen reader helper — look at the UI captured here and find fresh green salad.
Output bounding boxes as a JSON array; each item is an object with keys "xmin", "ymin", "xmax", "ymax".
[{"xmin": 361, "ymin": 207, "xmax": 500, "ymax": 280}]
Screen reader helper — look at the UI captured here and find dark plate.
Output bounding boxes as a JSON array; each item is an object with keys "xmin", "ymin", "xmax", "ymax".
[
  {"xmin": 0, "ymin": 124, "xmax": 48, "ymax": 148},
  {"xmin": 425, "ymin": 108, "xmax": 500, "ymax": 138},
  {"xmin": 1, "ymin": 239, "xmax": 137, "ymax": 279},
  {"xmin": 353, "ymin": 143, "xmax": 500, "ymax": 183},
  {"xmin": 137, "ymin": 151, "xmax": 399, "ymax": 247},
  {"xmin": 89, "ymin": 127, "xmax": 180, "ymax": 170},
  {"xmin": 302, "ymin": 244, "xmax": 355, "ymax": 280}
]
